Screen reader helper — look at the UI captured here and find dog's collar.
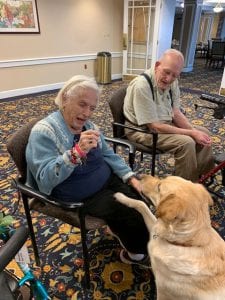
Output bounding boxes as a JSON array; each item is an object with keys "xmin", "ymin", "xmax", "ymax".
[
  {"xmin": 140, "ymin": 192, "xmax": 155, "ymax": 206},
  {"xmin": 140, "ymin": 192, "xmax": 150, "ymax": 205},
  {"xmin": 169, "ymin": 241, "xmax": 190, "ymax": 247}
]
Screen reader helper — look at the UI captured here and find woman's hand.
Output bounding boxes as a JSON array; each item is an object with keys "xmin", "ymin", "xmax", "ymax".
[
  {"xmin": 78, "ymin": 129, "xmax": 100, "ymax": 153},
  {"xmin": 128, "ymin": 176, "xmax": 142, "ymax": 194}
]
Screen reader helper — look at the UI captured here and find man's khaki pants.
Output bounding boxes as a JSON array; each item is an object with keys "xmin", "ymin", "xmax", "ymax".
[{"xmin": 126, "ymin": 125, "xmax": 214, "ymax": 182}]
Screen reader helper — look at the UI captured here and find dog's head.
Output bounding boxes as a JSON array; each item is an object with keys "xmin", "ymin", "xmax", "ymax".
[{"xmin": 140, "ymin": 175, "xmax": 213, "ymax": 245}]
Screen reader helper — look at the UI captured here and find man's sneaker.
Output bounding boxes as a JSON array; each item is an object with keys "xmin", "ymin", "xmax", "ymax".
[{"xmin": 119, "ymin": 249, "xmax": 150, "ymax": 268}]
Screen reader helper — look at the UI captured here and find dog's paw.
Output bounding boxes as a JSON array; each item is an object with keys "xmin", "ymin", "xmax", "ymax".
[
  {"xmin": 114, "ymin": 192, "xmax": 126, "ymax": 201},
  {"xmin": 114, "ymin": 192, "xmax": 136, "ymax": 208}
]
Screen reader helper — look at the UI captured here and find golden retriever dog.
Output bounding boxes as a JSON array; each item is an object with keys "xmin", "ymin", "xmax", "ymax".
[{"xmin": 115, "ymin": 175, "xmax": 225, "ymax": 300}]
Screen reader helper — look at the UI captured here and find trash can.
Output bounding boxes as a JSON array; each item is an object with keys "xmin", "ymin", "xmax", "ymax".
[{"xmin": 96, "ymin": 52, "xmax": 111, "ymax": 84}]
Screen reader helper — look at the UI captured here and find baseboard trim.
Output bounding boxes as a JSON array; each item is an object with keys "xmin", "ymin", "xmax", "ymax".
[{"xmin": 0, "ymin": 82, "xmax": 63, "ymax": 100}]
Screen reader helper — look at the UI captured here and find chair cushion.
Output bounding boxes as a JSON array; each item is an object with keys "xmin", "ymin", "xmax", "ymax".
[{"xmin": 30, "ymin": 199, "xmax": 106, "ymax": 230}]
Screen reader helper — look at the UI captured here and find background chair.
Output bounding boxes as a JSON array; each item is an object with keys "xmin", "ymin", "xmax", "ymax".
[
  {"xmin": 109, "ymin": 86, "xmax": 164, "ymax": 176},
  {"xmin": 6, "ymin": 118, "xmax": 135, "ymax": 290},
  {"xmin": 206, "ymin": 41, "xmax": 225, "ymax": 68},
  {"xmin": 195, "ymin": 42, "xmax": 208, "ymax": 58},
  {"xmin": 206, "ymin": 39, "xmax": 212, "ymax": 61}
]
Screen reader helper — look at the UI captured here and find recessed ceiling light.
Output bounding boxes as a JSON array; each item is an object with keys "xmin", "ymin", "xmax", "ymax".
[{"xmin": 213, "ymin": 3, "xmax": 224, "ymax": 12}]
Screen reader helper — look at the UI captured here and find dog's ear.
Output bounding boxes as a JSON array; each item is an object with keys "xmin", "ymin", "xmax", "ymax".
[
  {"xmin": 156, "ymin": 194, "xmax": 186, "ymax": 223},
  {"xmin": 206, "ymin": 190, "xmax": 214, "ymax": 206},
  {"xmin": 195, "ymin": 183, "xmax": 214, "ymax": 207},
  {"xmin": 201, "ymin": 185, "xmax": 214, "ymax": 206}
]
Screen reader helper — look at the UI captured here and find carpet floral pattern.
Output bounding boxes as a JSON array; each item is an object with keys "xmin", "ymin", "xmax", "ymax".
[{"xmin": 0, "ymin": 59, "xmax": 225, "ymax": 299}]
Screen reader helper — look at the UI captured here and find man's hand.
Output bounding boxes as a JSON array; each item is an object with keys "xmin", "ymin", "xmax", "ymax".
[{"xmin": 190, "ymin": 129, "xmax": 212, "ymax": 146}]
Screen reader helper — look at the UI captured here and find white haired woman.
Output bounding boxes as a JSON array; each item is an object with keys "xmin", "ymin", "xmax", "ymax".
[{"xmin": 26, "ymin": 75, "xmax": 149, "ymax": 265}]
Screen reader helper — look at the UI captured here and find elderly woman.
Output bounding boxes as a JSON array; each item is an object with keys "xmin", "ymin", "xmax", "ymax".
[{"xmin": 26, "ymin": 75, "xmax": 149, "ymax": 264}]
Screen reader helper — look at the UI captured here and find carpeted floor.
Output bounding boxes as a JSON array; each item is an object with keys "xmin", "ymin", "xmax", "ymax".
[{"xmin": 1, "ymin": 58, "xmax": 225, "ymax": 299}]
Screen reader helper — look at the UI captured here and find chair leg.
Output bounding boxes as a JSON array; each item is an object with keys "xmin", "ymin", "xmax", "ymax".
[
  {"xmin": 21, "ymin": 193, "xmax": 40, "ymax": 266},
  {"xmin": 78, "ymin": 207, "xmax": 90, "ymax": 290},
  {"xmin": 113, "ymin": 144, "xmax": 117, "ymax": 154},
  {"xmin": 129, "ymin": 152, "xmax": 135, "ymax": 170},
  {"xmin": 151, "ymin": 134, "xmax": 158, "ymax": 176},
  {"xmin": 221, "ymin": 168, "xmax": 225, "ymax": 186}
]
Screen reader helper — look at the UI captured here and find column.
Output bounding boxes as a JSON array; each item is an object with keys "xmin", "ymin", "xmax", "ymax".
[
  {"xmin": 153, "ymin": 0, "xmax": 177, "ymax": 62},
  {"xmin": 180, "ymin": 0, "xmax": 203, "ymax": 72}
]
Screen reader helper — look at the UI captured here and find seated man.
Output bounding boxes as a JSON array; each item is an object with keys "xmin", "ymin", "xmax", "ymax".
[
  {"xmin": 25, "ymin": 75, "xmax": 149, "ymax": 264},
  {"xmin": 123, "ymin": 49, "xmax": 214, "ymax": 182}
]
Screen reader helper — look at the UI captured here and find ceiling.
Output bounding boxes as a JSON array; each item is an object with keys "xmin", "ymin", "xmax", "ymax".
[
  {"xmin": 176, "ymin": 1, "xmax": 225, "ymax": 12},
  {"xmin": 177, "ymin": 0, "xmax": 225, "ymax": 6},
  {"xmin": 204, "ymin": 0, "xmax": 225, "ymax": 3}
]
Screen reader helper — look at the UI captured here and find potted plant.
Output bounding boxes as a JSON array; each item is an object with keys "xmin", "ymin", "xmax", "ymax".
[{"xmin": 0, "ymin": 212, "xmax": 14, "ymax": 241}]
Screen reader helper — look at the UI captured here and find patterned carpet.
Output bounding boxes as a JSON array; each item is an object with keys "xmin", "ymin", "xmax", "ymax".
[{"xmin": 1, "ymin": 58, "xmax": 225, "ymax": 299}]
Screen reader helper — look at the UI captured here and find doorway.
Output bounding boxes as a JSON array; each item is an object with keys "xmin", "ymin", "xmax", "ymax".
[{"xmin": 123, "ymin": 0, "xmax": 158, "ymax": 80}]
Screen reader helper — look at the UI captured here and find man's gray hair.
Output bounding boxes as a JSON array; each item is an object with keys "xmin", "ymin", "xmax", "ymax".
[
  {"xmin": 161, "ymin": 48, "xmax": 184, "ymax": 64},
  {"xmin": 55, "ymin": 75, "xmax": 100, "ymax": 109}
]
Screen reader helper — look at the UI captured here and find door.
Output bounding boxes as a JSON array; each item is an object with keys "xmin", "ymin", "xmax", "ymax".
[{"xmin": 123, "ymin": 0, "xmax": 159, "ymax": 80}]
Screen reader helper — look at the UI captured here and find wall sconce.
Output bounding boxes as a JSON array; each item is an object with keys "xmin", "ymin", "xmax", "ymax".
[{"xmin": 213, "ymin": 2, "xmax": 224, "ymax": 13}]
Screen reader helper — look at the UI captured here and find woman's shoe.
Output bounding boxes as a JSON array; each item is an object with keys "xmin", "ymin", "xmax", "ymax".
[{"xmin": 119, "ymin": 249, "xmax": 150, "ymax": 268}]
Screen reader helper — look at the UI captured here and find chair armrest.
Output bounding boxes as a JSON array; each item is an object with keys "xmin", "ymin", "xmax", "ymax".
[
  {"xmin": 105, "ymin": 136, "xmax": 136, "ymax": 154},
  {"xmin": 200, "ymin": 93, "xmax": 225, "ymax": 106},
  {"xmin": 0, "ymin": 226, "xmax": 29, "ymax": 272},
  {"xmin": 113, "ymin": 122, "xmax": 157, "ymax": 135},
  {"xmin": 14, "ymin": 178, "xmax": 84, "ymax": 209}
]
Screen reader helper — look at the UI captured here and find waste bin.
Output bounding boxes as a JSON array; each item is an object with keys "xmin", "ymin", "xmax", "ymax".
[{"xmin": 96, "ymin": 52, "xmax": 111, "ymax": 84}]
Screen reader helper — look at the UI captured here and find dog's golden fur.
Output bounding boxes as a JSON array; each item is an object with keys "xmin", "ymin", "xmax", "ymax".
[{"xmin": 115, "ymin": 175, "xmax": 225, "ymax": 300}]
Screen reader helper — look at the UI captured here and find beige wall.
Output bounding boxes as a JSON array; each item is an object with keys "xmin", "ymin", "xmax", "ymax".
[
  {"xmin": 0, "ymin": 0, "xmax": 123, "ymax": 96},
  {"xmin": 210, "ymin": 14, "xmax": 220, "ymax": 39}
]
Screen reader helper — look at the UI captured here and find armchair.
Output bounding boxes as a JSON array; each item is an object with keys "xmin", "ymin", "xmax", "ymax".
[
  {"xmin": 109, "ymin": 86, "xmax": 164, "ymax": 176},
  {"xmin": 6, "ymin": 117, "xmax": 135, "ymax": 290},
  {"xmin": 206, "ymin": 41, "xmax": 225, "ymax": 68}
]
